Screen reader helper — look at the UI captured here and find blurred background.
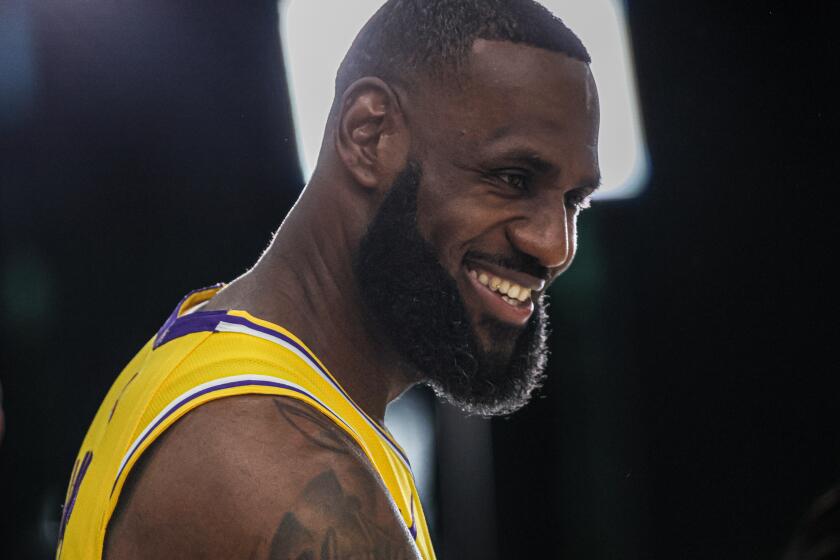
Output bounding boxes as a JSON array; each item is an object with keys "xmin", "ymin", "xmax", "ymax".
[{"xmin": 1, "ymin": 0, "xmax": 837, "ymax": 558}]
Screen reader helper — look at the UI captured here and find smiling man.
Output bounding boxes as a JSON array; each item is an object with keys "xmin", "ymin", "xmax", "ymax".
[{"xmin": 58, "ymin": 1, "xmax": 599, "ymax": 558}]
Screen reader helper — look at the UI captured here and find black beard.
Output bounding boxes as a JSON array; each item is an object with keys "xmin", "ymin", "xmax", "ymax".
[{"xmin": 353, "ymin": 161, "xmax": 550, "ymax": 417}]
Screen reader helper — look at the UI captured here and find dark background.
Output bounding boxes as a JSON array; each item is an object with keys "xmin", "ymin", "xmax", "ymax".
[{"xmin": 1, "ymin": 1, "xmax": 837, "ymax": 558}]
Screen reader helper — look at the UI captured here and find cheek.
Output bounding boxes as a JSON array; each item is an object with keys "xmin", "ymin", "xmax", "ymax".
[
  {"xmin": 419, "ymin": 190, "xmax": 510, "ymax": 270},
  {"xmin": 416, "ymin": 196, "xmax": 470, "ymax": 265},
  {"xmin": 414, "ymin": 160, "xmax": 520, "ymax": 267},
  {"xmin": 415, "ymin": 169, "xmax": 476, "ymax": 257}
]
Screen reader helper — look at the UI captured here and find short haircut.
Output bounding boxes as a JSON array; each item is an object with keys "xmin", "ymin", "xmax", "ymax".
[{"xmin": 332, "ymin": 0, "xmax": 591, "ymax": 112}]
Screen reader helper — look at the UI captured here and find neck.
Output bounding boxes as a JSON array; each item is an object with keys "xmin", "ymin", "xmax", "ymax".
[{"xmin": 206, "ymin": 177, "xmax": 414, "ymax": 423}]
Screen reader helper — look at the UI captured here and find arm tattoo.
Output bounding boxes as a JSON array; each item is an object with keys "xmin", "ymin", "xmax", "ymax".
[
  {"xmin": 273, "ymin": 399, "xmax": 352, "ymax": 455},
  {"xmin": 268, "ymin": 470, "xmax": 414, "ymax": 560}
]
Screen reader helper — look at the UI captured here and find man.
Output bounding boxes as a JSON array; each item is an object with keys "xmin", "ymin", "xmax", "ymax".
[{"xmin": 57, "ymin": 0, "xmax": 600, "ymax": 558}]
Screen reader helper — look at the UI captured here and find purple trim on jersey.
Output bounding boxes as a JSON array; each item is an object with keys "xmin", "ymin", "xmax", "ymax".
[
  {"xmin": 157, "ymin": 311, "xmax": 321, "ymax": 370},
  {"xmin": 58, "ymin": 456, "xmax": 79, "ymax": 543},
  {"xmin": 152, "ymin": 303, "xmax": 413, "ymax": 470},
  {"xmin": 154, "ymin": 310, "xmax": 229, "ymax": 349},
  {"xmin": 111, "ymin": 380, "xmax": 352, "ymax": 495},
  {"xmin": 219, "ymin": 315, "xmax": 413, "ymax": 469},
  {"xmin": 154, "ymin": 283, "xmax": 224, "ymax": 349},
  {"xmin": 59, "ymin": 451, "xmax": 93, "ymax": 542},
  {"xmin": 108, "ymin": 371, "xmax": 141, "ymax": 423},
  {"xmin": 408, "ymin": 497, "xmax": 418, "ymax": 540}
]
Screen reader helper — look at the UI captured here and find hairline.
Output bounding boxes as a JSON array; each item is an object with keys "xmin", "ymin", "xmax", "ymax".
[{"xmin": 329, "ymin": 36, "xmax": 591, "ymax": 121}]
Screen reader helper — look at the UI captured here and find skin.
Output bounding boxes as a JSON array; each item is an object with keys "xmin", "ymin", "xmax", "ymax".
[
  {"xmin": 409, "ymin": 40, "xmax": 600, "ymax": 353},
  {"xmin": 105, "ymin": 397, "xmax": 417, "ymax": 559},
  {"xmin": 104, "ymin": 40, "xmax": 600, "ymax": 558}
]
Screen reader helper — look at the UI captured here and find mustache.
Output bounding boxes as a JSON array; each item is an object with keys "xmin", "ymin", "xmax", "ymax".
[{"xmin": 464, "ymin": 250, "xmax": 551, "ymax": 282}]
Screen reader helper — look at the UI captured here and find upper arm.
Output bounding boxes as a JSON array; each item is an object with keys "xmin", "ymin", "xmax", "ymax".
[{"xmin": 104, "ymin": 395, "xmax": 420, "ymax": 560}]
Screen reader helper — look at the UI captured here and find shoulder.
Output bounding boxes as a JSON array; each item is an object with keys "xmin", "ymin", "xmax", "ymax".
[{"xmin": 105, "ymin": 395, "xmax": 419, "ymax": 559}]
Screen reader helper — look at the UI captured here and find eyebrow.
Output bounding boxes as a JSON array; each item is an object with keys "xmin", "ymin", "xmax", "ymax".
[
  {"xmin": 492, "ymin": 148, "xmax": 555, "ymax": 174},
  {"xmin": 491, "ymin": 148, "xmax": 602, "ymax": 192}
]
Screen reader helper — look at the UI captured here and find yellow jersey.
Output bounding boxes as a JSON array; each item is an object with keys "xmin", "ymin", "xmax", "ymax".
[{"xmin": 57, "ymin": 285, "xmax": 435, "ymax": 559}]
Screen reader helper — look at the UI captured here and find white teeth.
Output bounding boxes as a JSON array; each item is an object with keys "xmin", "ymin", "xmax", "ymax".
[{"xmin": 470, "ymin": 267, "xmax": 532, "ymax": 304}]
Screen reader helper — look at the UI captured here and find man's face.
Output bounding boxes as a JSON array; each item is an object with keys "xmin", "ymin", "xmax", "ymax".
[{"xmin": 355, "ymin": 40, "xmax": 600, "ymax": 416}]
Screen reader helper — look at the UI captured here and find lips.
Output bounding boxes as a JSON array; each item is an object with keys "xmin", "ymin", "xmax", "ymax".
[{"xmin": 463, "ymin": 264, "xmax": 539, "ymax": 326}]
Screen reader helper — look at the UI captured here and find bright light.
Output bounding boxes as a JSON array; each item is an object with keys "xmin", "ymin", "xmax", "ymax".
[
  {"xmin": 384, "ymin": 388, "xmax": 436, "ymax": 525},
  {"xmin": 281, "ymin": 0, "xmax": 649, "ymax": 199}
]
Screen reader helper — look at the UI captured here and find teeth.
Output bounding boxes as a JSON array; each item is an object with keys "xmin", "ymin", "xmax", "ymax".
[
  {"xmin": 501, "ymin": 295, "xmax": 518, "ymax": 306},
  {"xmin": 470, "ymin": 267, "xmax": 532, "ymax": 303}
]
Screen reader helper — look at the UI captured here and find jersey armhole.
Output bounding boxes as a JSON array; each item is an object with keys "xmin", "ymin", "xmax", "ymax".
[{"xmin": 99, "ymin": 379, "xmax": 371, "ymax": 554}]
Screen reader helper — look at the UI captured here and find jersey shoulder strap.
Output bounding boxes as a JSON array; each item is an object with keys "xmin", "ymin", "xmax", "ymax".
[{"xmin": 58, "ymin": 286, "xmax": 435, "ymax": 560}]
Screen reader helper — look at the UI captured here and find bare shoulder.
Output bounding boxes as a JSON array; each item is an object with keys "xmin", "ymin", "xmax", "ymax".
[{"xmin": 105, "ymin": 395, "xmax": 420, "ymax": 560}]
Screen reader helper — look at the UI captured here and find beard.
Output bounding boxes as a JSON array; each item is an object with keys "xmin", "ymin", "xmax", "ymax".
[{"xmin": 353, "ymin": 161, "xmax": 550, "ymax": 417}]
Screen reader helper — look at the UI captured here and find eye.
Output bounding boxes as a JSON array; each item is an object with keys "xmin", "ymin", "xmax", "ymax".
[
  {"xmin": 493, "ymin": 170, "xmax": 531, "ymax": 192},
  {"xmin": 566, "ymin": 188, "xmax": 594, "ymax": 211}
]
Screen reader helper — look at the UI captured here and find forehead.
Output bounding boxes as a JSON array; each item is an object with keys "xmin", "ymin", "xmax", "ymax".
[{"xmin": 417, "ymin": 39, "xmax": 599, "ymax": 169}]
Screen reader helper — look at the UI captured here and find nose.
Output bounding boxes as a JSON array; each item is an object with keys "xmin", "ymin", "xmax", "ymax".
[{"xmin": 505, "ymin": 197, "xmax": 574, "ymax": 271}]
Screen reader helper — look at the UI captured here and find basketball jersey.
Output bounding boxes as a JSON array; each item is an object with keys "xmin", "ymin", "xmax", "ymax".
[{"xmin": 57, "ymin": 285, "xmax": 435, "ymax": 559}]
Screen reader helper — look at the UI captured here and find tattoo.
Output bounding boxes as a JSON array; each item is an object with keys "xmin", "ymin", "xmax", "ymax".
[
  {"xmin": 268, "ymin": 470, "xmax": 413, "ymax": 560},
  {"xmin": 320, "ymin": 528, "xmax": 338, "ymax": 560},
  {"xmin": 273, "ymin": 399, "xmax": 352, "ymax": 454},
  {"xmin": 269, "ymin": 513, "xmax": 315, "ymax": 560}
]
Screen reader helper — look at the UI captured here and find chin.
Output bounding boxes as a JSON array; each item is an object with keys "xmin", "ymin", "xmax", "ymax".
[{"xmin": 424, "ymin": 296, "xmax": 551, "ymax": 418}]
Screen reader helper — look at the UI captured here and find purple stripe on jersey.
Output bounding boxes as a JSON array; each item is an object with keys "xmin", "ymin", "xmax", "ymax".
[
  {"xmin": 408, "ymin": 497, "xmax": 418, "ymax": 540},
  {"xmin": 151, "ymin": 291, "xmax": 412, "ymax": 470},
  {"xmin": 212, "ymin": 315, "xmax": 412, "ymax": 468},
  {"xmin": 154, "ymin": 310, "xmax": 229, "ymax": 349},
  {"xmin": 108, "ymin": 371, "xmax": 141, "ymax": 423},
  {"xmin": 154, "ymin": 283, "xmax": 224, "ymax": 348},
  {"xmin": 111, "ymin": 380, "xmax": 353, "ymax": 495},
  {"xmin": 59, "ymin": 451, "xmax": 93, "ymax": 541}
]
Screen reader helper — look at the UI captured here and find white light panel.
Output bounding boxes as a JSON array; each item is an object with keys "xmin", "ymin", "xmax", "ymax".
[{"xmin": 281, "ymin": 0, "xmax": 649, "ymax": 198}]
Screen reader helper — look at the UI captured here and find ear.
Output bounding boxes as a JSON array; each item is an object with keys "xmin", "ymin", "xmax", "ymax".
[{"xmin": 335, "ymin": 77, "xmax": 409, "ymax": 190}]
